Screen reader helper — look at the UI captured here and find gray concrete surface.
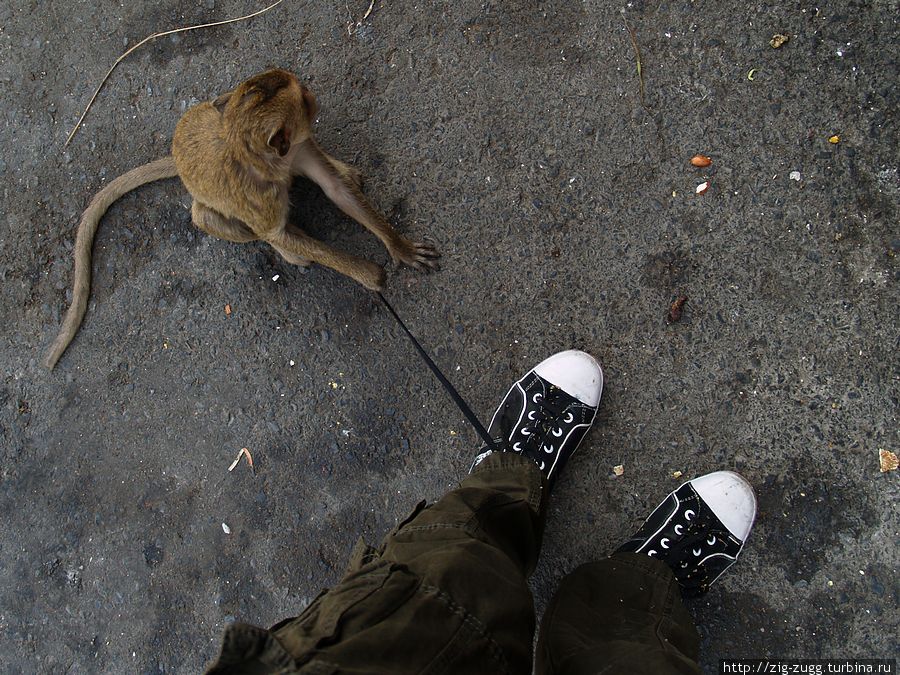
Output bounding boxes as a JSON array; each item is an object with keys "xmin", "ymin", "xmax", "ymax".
[{"xmin": 1, "ymin": 0, "xmax": 897, "ymax": 672}]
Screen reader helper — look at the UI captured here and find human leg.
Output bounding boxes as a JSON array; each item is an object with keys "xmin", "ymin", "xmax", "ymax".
[
  {"xmin": 536, "ymin": 472, "xmax": 757, "ymax": 675},
  {"xmin": 205, "ymin": 350, "xmax": 604, "ymax": 674}
]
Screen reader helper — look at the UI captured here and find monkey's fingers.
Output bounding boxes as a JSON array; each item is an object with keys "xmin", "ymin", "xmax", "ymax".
[
  {"xmin": 416, "ymin": 242, "xmax": 441, "ymax": 272},
  {"xmin": 412, "ymin": 241, "xmax": 441, "ymax": 259},
  {"xmin": 400, "ymin": 250, "xmax": 440, "ymax": 272},
  {"xmin": 399, "ymin": 240, "xmax": 441, "ymax": 269},
  {"xmin": 408, "ymin": 259, "xmax": 439, "ymax": 272}
]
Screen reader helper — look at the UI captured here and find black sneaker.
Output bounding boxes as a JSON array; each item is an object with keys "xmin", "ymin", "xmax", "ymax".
[
  {"xmin": 616, "ymin": 471, "xmax": 757, "ymax": 596},
  {"xmin": 470, "ymin": 350, "xmax": 603, "ymax": 487}
]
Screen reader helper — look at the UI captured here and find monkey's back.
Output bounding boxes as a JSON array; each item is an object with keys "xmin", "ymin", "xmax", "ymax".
[
  {"xmin": 172, "ymin": 102, "xmax": 288, "ymax": 233},
  {"xmin": 172, "ymin": 103, "xmax": 228, "ymax": 205}
]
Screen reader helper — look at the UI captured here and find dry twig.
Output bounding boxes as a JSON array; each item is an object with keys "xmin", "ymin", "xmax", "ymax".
[
  {"xmin": 361, "ymin": 0, "xmax": 377, "ymax": 21},
  {"xmin": 347, "ymin": 0, "xmax": 378, "ymax": 35},
  {"xmin": 228, "ymin": 447, "xmax": 254, "ymax": 472},
  {"xmin": 65, "ymin": 0, "xmax": 287, "ymax": 146}
]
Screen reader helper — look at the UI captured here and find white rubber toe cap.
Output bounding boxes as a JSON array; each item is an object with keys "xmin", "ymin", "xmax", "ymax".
[
  {"xmin": 533, "ymin": 350, "xmax": 604, "ymax": 407},
  {"xmin": 690, "ymin": 471, "xmax": 757, "ymax": 542}
]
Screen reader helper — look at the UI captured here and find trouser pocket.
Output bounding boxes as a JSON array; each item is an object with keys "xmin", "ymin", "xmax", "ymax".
[{"xmin": 274, "ymin": 559, "xmax": 511, "ymax": 675}]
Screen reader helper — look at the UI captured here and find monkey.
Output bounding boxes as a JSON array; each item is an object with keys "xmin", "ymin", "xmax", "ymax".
[{"xmin": 43, "ymin": 68, "xmax": 439, "ymax": 370}]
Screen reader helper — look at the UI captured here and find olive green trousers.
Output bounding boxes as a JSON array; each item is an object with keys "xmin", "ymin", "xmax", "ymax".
[{"xmin": 206, "ymin": 452, "xmax": 701, "ymax": 674}]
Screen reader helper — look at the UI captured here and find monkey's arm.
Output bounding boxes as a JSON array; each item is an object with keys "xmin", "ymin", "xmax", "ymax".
[
  {"xmin": 267, "ymin": 224, "xmax": 386, "ymax": 290},
  {"xmin": 291, "ymin": 140, "xmax": 439, "ymax": 271}
]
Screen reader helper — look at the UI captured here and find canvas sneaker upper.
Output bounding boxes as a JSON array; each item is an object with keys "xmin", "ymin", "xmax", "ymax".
[
  {"xmin": 471, "ymin": 350, "xmax": 603, "ymax": 487},
  {"xmin": 617, "ymin": 471, "xmax": 756, "ymax": 596}
]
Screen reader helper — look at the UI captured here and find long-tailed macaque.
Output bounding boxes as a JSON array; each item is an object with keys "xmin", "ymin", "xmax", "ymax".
[{"xmin": 44, "ymin": 69, "xmax": 439, "ymax": 369}]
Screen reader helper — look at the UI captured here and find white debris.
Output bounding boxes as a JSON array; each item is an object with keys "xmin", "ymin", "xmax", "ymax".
[
  {"xmin": 695, "ymin": 181, "xmax": 709, "ymax": 195},
  {"xmin": 272, "ymin": 274, "xmax": 280, "ymax": 282},
  {"xmin": 790, "ymin": 171, "xmax": 802, "ymax": 181},
  {"xmin": 222, "ymin": 523, "xmax": 231, "ymax": 534},
  {"xmin": 289, "ymin": 360, "xmax": 295, "ymax": 367}
]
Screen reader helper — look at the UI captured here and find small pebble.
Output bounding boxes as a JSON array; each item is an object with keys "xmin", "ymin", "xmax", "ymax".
[{"xmin": 222, "ymin": 523, "xmax": 231, "ymax": 535}]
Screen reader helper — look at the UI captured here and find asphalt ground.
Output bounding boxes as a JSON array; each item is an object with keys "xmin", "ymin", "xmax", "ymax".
[{"xmin": 0, "ymin": 0, "xmax": 897, "ymax": 672}]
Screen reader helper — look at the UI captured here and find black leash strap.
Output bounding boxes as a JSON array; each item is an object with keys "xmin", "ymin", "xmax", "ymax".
[{"xmin": 377, "ymin": 292, "xmax": 497, "ymax": 451}]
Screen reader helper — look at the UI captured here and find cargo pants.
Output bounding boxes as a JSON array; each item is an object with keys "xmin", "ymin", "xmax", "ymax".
[{"xmin": 206, "ymin": 452, "xmax": 701, "ymax": 674}]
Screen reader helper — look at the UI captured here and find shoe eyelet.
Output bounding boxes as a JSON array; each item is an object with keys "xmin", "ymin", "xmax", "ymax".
[
  {"xmin": 552, "ymin": 428, "xmax": 563, "ymax": 437},
  {"xmin": 660, "ymin": 538, "xmax": 670, "ymax": 549},
  {"xmin": 543, "ymin": 445, "xmax": 554, "ymax": 454},
  {"xmin": 533, "ymin": 393, "xmax": 543, "ymax": 403},
  {"xmin": 693, "ymin": 547, "xmax": 702, "ymax": 557},
  {"xmin": 684, "ymin": 509, "xmax": 695, "ymax": 522},
  {"xmin": 674, "ymin": 524, "xmax": 684, "ymax": 536},
  {"xmin": 647, "ymin": 550, "xmax": 657, "ymax": 557},
  {"xmin": 707, "ymin": 535, "xmax": 716, "ymax": 545},
  {"xmin": 563, "ymin": 412, "xmax": 574, "ymax": 423},
  {"xmin": 527, "ymin": 411, "xmax": 537, "ymax": 420},
  {"xmin": 512, "ymin": 442, "xmax": 522, "ymax": 452}
]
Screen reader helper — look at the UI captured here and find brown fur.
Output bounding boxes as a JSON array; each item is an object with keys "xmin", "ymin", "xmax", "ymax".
[{"xmin": 44, "ymin": 69, "xmax": 439, "ymax": 370}]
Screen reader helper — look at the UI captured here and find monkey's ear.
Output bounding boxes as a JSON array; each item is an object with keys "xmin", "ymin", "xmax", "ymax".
[
  {"xmin": 267, "ymin": 127, "xmax": 292, "ymax": 157},
  {"xmin": 301, "ymin": 86, "xmax": 319, "ymax": 122},
  {"xmin": 212, "ymin": 91, "xmax": 233, "ymax": 113}
]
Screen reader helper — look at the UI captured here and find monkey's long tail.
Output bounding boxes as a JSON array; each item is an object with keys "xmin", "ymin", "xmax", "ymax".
[{"xmin": 43, "ymin": 156, "xmax": 179, "ymax": 370}]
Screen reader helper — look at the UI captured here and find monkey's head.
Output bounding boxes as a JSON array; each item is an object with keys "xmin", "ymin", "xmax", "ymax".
[{"xmin": 215, "ymin": 69, "xmax": 319, "ymax": 160}]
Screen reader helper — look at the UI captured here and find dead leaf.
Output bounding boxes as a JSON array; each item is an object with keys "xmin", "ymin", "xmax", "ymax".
[
  {"xmin": 613, "ymin": 464, "xmax": 624, "ymax": 477},
  {"xmin": 828, "ymin": 135, "xmax": 841, "ymax": 144},
  {"xmin": 672, "ymin": 470, "xmax": 683, "ymax": 478},
  {"xmin": 225, "ymin": 304, "xmax": 232, "ymax": 316},
  {"xmin": 667, "ymin": 295, "xmax": 689, "ymax": 323},
  {"xmin": 770, "ymin": 34, "xmax": 790, "ymax": 49},
  {"xmin": 691, "ymin": 154, "xmax": 712, "ymax": 168},
  {"xmin": 879, "ymin": 449, "xmax": 898, "ymax": 473}
]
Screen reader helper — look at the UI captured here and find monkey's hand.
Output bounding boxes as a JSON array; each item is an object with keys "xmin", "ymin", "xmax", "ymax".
[
  {"xmin": 359, "ymin": 261, "xmax": 387, "ymax": 291},
  {"xmin": 390, "ymin": 238, "xmax": 441, "ymax": 272}
]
